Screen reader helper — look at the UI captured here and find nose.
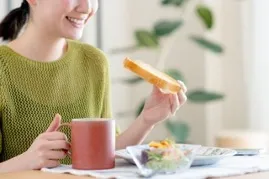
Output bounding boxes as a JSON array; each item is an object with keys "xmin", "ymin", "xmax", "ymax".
[{"xmin": 76, "ymin": 0, "xmax": 96, "ymax": 14}]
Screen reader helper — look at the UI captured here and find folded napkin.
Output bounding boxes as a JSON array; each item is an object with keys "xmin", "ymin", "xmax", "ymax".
[
  {"xmin": 41, "ymin": 159, "xmax": 139, "ymax": 179},
  {"xmin": 42, "ymin": 155, "xmax": 269, "ymax": 179}
]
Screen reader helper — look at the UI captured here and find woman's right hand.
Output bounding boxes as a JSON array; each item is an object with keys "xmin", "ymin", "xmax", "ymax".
[{"xmin": 21, "ymin": 114, "xmax": 70, "ymax": 170}]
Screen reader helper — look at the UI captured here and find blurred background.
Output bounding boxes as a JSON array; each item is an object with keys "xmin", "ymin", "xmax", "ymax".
[{"xmin": 1, "ymin": 0, "xmax": 269, "ymax": 149}]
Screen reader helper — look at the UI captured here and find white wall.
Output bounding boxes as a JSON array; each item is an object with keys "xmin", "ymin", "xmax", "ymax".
[
  {"xmin": 246, "ymin": 0, "xmax": 269, "ymax": 133},
  {"xmin": 206, "ymin": 0, "xmax": 269, "ymax": 146},
  {"xmin": 203, "ymin": 0, "xmax": 224, "ymax": 146},
  {"xmin": 203, "ymin": 0, "xmax": 252, "ymax": 146},
  {"xmin": 0, "ymin": 1, "xmax": 7, "ymax": 18},
  {"xmin": 220, "ymin": 1, "xmax": 248, "ymax": 130}
]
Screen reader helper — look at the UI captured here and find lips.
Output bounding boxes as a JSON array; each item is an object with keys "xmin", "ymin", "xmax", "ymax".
[{"xmin": 66, "ymin": 16, "xmax": 86, "ymax": 28}]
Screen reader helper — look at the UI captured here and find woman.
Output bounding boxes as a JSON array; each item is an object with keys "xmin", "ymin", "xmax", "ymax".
[{"xmin": 0, "ymin": 0, "xmax": 187, "ymax": 173}]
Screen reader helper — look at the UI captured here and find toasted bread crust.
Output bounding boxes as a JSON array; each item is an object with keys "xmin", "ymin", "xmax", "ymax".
[{"xmin": 123, "ymin": 57, "xmax": 181, "ymax": 94}]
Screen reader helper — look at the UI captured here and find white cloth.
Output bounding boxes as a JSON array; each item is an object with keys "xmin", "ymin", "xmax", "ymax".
[{"xmin": 41, "ymin": 155, "xmax": 269, "ymax": 179}]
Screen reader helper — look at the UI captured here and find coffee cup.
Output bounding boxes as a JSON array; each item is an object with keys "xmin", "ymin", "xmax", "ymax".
[{"xmin": 57, "ymin": 118, "xmax": 115, "ymax": 170}]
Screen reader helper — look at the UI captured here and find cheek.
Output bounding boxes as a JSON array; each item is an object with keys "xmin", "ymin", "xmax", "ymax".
[
  {"xmin": 62, "ymin": 0, "xmax": 73, "ymax": 8},
  {"xmin": 41, "ymin": 1, "xmax": 72, "ymax": 23},
  {"xmin": 37, "ymin": 1, "xmax": 68, "ymax": 19}
]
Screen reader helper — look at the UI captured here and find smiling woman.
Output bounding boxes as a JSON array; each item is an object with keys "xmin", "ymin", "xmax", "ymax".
[
  {"xmin": 0, "ymin": 0, "xmax": 99, "ymax": 41},
  {"xmin": 0, "ymin": 0, "xmax": 118, "ymax": 171},
  {"xmin": 1, "ymin": 0, "xmax": 101, "ymax": 47},
  {"xmin": 0, "ymin": 0, "xmax": 187, "ymax": 173}
]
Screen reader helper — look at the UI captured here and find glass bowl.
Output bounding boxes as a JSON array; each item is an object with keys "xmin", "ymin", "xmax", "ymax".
[{"xmin": 126, "ymin": 140, "xmax": 200, "ymax": 175}]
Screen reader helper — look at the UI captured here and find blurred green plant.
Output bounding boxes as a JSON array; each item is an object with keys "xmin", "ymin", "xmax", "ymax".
[{"xmin": 111, "ymin": 0, "xmax": 228, "ymax": 143}]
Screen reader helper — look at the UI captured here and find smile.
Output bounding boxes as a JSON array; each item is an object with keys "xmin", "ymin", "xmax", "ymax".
[{"xmin": 66, "ymin": 16, "xmax": 86, "ymax": 28}]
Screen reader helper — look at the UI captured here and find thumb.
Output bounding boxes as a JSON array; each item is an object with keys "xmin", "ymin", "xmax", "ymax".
[
  {"xmin": 46, "ymin": 114, "xmax": 62, "ymax": 132},
  {"xmin": 152, "ymin": 85, "xmax": 167, "ymax": 95}
]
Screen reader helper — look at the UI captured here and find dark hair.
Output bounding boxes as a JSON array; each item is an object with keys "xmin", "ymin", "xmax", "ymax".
[{"xmin": 0, "ymin": 0, "xmax": 29, "ymax": 41}]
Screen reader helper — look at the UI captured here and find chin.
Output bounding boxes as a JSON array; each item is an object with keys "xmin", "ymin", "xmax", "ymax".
[
  {"xmin": 65, "ymin": 33, "xmax": 83, "ymax": 40},
  {"xmin": 62, "ymin": 30, "xmax": 84, "ymax": 40}
]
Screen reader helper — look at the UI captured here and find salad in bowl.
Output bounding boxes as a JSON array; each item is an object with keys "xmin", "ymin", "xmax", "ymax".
[{"xmin": 126, "ymin": 139, "xmax": 200, "ymax": 174}]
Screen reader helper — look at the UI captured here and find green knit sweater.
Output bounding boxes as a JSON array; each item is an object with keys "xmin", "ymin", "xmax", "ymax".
[{"xmin": 0, "ymin": 40, "xmax": 119, "ymax": 164}]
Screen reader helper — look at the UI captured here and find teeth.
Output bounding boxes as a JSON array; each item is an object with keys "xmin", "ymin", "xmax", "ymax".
[{"xmin": 67, "ymin": 17, "xmax": 84, "ymax": 24}]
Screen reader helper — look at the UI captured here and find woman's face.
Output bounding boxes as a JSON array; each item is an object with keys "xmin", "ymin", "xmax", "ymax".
[{"xmin": 29, "ymin": 0, "xmax": 98, "ymax": 40}]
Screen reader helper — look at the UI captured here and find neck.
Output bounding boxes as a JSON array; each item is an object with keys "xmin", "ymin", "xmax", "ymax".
[{"xmin": 8, "ymin": 23, "xmax": 68, "ymax": 62}]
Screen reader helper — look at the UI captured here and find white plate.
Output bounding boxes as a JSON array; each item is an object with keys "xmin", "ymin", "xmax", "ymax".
[{"xmin": 116, "ymin": 144, "xmax": 237, "ymax": 167}]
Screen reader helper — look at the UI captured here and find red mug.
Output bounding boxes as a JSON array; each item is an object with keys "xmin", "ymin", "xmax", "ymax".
[{"xmin": 57, "ymin": 118, "xmax": 115, "ymax": 170}]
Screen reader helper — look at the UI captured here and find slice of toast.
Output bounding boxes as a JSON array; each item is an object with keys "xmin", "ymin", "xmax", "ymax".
[{"xmin": 123, "ymin": 57, "xmax": 181, "ymax": 94}]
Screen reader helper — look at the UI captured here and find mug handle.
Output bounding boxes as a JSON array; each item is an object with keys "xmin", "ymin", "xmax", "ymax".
[{"xmin": 56, "ymin": 123, "xmax": 72, "ymax": 156}]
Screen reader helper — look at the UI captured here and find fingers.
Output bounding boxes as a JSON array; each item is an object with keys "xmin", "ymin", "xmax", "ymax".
[
  {"xmin": 177, "ymin": 80, "xmax": 187, "ymax": 93},
  {"xmin": 151, "ymin": 85, "xmax": 164, "ymax": 96},
  {"xmin": 169, "ymin": 94, "xmax": 179, "ymax": 116},
  {"xmin": 178, "ymin": 90, "xmax": 187, "ymax": 105},
  {"xmin": 41, "ymin": 131, "xmax": 67, "ymax": 141},
  {"xmin": 46, "ymin": 114, "xmax": 62, "ymax": 132},
  {"xmin": 177, "ymin": 80, "xmax": 187, "ymax": 104},
  {"xmin": 46, "ymin": 150, "xmax": 67, "ymax": 160},
  {"xmin": 169, "ymin": 80, "xmax": 187, "ymax": 116},
  {"xmin": 39, "ymin": 132, "xmax": 70, "ymax": 150},
  {"xmin": 47, "ymin": 140, "xmax": 70, "ymax": 150},
  {"xmin": 44, "ymin": 160, "xmax": 61, "ymax": 169}
]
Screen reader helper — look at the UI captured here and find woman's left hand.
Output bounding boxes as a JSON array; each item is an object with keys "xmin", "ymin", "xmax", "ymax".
[{"xmin": 140, "ymin": 81, "xmax": 187, "ymax": 126}]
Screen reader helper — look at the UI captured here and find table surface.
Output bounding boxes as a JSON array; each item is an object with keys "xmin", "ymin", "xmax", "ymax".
[{"xmin": 1, "ymin": 170, "xmax": 269, "ymax": 179}]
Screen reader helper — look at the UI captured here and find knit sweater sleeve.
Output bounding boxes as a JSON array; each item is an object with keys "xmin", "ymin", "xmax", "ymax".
[
  {"xmin": 100, "ymin": 54, "xmax": 121, "ymax": 136},
  {"xmin": 101, "ymin": 58, "xmax": 112, "ymax": 119}
]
